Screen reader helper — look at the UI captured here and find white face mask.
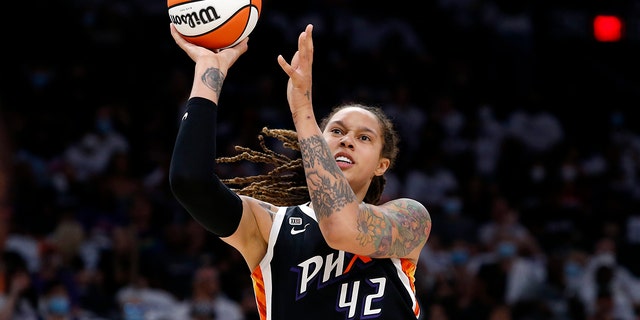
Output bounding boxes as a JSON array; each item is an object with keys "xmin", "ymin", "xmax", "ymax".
[{"xmin": 594, "ymin": 252, "xmax": 616, "ymax": 266}]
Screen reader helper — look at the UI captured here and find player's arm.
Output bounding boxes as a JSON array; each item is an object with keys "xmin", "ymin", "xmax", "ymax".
[
  {"xmin": 169, "ymin": 97, "xmax": 270, "ymax": 268},
  {"xmin": 169, "ymin": 97, "xmax": 243, "ymax": 237},
  {"xmin": 277, "ymin": 25, "xmax": 431, "ymax": 261},
  {"xmin": 275, "ymin": 24, "xmax": 364, "ymax": 252},
  {"xmin": 351, "ymin": 199, "xmax": 431, "ymax": 261},
  {"xmin": 294, "ymin": 133, "xmax": 431, "ymax": 260},
  {"xmin": 168, "ymin": 25, "xmax": 270, "ymax": 268},
  {"xmin": 168, "ymin": 23, "xmax": 249, "ymax": 237}
]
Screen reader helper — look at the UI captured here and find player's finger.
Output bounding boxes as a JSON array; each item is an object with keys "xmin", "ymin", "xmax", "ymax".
[{"xmin": 277, "ymin": 55, "xmax": 293, "ymax": 76}]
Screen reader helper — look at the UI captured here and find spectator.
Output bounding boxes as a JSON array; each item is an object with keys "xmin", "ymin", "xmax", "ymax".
[
  {"xmin": 477, "ymin": 195, "xmax": 541, "ymax": 257},
  {"xmin": 174, "ymin": 264, "xmax": 244, "ymax": 320},
  {"xmin": 0, "ymin": 251, "xmax": 38, "ymax": 320},
  {"xmin": 115, "ymin": 273, "xmax": 180, "ymax": 320},
  {"xmin": 472, "ymin": 234, "xmax": 546, "ymax": 308},
  {"xmin": 577, "ymin": 237, "xmax": 640, "ymax": 320}
]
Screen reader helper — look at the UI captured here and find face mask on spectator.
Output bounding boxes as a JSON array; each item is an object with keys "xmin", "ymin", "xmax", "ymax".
[
  {"xmin": 564, "ymin": 261, "xmax": 583, "ymax": 278},
  {"xmin": 451, "ymin": 249, "xmax": 469, "ymax": 265},
  {"xmin": 497, "ymin": 241, "xmax": 517, "ymax": 258},
  {"xmin": 442, "ymin": 197, "xmax": 462, "ymax": 216},
  {"xmin": 48, "ymin": 296, "xmax": 70, "ymax": 315}
]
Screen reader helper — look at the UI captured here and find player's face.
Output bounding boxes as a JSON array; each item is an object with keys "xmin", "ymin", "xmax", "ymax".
[{"xmin": 322, "ymin": 107, "xmax": 390, "ymax": 194}]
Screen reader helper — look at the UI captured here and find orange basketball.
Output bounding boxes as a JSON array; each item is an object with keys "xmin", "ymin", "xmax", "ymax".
[{"xmin": 168, "ymin": 0, "xmax": 261, "ymax": 50}]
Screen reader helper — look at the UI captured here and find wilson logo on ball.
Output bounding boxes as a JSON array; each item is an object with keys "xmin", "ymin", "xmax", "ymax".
[
  {"xmin": 168, "ymin": 0, "xmax": 261, "ymax": 50},
  {"xmin": 169, "ymin": 6, "xmax": 221, "ymax": 29}
]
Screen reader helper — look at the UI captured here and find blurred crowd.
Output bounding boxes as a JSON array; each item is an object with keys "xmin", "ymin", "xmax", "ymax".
[{"xmin": 1, "ymin": 0, "xmax": 640, "ymax": 319}]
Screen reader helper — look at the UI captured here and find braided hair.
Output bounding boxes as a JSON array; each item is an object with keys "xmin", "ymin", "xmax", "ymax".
[{"xmin": 217, "ymin": 103, "xmax": 400, "ymax": 206}]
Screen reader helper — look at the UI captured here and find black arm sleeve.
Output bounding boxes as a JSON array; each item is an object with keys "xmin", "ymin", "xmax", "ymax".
[{"xmin": 169, "ymin": 97, "xmax": 243, "ymax": 237}]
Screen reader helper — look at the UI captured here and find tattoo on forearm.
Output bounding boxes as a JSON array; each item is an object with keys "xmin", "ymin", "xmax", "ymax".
[
  {"xmin": 299, "ymin": 135, "xmax": 356, "ymax": 219},
  {"xmin": 356, "ymin": 201, "xmax": 431, "ymax": 258},
  {"xmin": 201, "ymin": 67, "xmax": 225, "ymax": 94}
]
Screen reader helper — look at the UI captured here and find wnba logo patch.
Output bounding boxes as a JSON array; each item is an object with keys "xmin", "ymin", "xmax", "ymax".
[{"xmin": 289, "ymin": 217, "xmax": 303, "ymax": 226}]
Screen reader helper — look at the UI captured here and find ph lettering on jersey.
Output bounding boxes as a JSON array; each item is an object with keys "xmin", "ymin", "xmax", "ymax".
[{"xmin": 292, "ymin": 250, "xmax": 386, "ymax": 318}]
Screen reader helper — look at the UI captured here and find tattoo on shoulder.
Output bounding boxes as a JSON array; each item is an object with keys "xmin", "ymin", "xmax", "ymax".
[
  {"xmin": 357, "ymin": 200, "xmax": 431, "ymax": 258},
  {"xmin": 202, "ymin": 67, "xmax": 225, "ymax": 94},
  {"xmin": 258, "ymin": 201, "xmax": 277, "ymax": 221}
]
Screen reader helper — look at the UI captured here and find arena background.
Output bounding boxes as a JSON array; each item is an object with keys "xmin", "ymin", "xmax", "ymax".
[{"xmin": 1, "ymin": 0, "xmax": 640, "ymax": 319}]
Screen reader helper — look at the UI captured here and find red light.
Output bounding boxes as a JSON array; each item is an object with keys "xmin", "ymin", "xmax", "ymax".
[{"xmin": 593, "ymin": 15, "xmax": 623, "ymax": 42}]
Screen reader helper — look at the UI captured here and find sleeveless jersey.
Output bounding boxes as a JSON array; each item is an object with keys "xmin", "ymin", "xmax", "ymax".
[{"xmin": 250, "ymin": 204, "xmax": 421, "ymax": 320}]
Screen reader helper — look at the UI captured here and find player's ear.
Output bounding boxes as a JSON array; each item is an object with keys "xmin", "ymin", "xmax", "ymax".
[{"xmin": 374, "ymin": 158, "xmax": 390, "ymax": 177}]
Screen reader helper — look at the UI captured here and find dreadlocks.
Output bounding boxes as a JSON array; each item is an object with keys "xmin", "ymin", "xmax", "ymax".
[
  {"xmin": 217, "ymin": 103, "xmax": 400, "ymax": 207},
  {"xmin": 217, "ymin": 127, "xmax": 309, "ymax": 206}
]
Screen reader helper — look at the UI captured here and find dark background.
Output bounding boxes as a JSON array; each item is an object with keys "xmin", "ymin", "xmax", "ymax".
[{"xmin": 1, "ymin": 0, "xmax": 640, "ymax": 319}]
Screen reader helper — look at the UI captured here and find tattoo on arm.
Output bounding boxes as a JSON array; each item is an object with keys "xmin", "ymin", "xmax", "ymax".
[
  {"xmin": 201, "ymin": 67, "xmax": 225, "ymax": 94},
  {"xmin": 356, "ymin": 201, "xmax": 431, "ymax": 258},
  {"xmin": 258, "ymin": 201, "xmax": 278, "ymax": 221},
  {"xmin": 299, "ymin": 135, "xmax": 356, "ymax": 219}
]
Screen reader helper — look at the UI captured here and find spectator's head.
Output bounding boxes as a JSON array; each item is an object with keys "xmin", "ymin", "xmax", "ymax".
[
  {"xmin": 193, "ymin": 265, "xmax": 221, "ymax": 299},
  {"xmin": 40, "ymin": 280, "xmax": 71, "ymax": 320}
]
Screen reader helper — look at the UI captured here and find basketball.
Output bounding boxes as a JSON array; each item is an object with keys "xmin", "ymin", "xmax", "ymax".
[{"xmin": 168, "ymin": 0, "xmax": 261, "ymax": 50}]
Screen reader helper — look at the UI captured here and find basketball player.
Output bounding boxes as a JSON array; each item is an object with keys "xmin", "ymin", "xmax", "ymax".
[{"xmin": 168, "ymin": 23, "xmax": 432, "ymax": 320}]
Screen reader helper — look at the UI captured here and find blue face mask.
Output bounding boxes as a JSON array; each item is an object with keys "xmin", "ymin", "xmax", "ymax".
[
  {"xmin": 30, "ymin": 71, "xmax": 51, "ymax": 89},
  {"xmin": 96, "ymin": 119, "xmax": 113, "ymax": 134},
  {"xmin": 497, "ymin": 241, "xmax": 517, "ymax": 258},
  {"xmin": 564, "ymin": 262, "xmax": 583, "ymax": 278},
  {"xmin": 442, "ymin": 198, "xmax": 462, "ymax": 216},
  {"xmin": 611, "ymin": 111, "xmax": 624, "ymax": 127},
  {"xmin": 48, "ymin": 296, "xmax": 70, "ymax": 315},
  {"xmin": 123, "ymin": 302, "xmax": 146, "ymax": 320},
  {"xmin": 451, "ymin": 249, "xmax": 469, "ymax": 265}
]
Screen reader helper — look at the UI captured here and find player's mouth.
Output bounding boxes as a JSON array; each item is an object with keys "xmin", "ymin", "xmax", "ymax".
[{"xmin": 335, "ymin": 153, "xmax": 354, "ymax": 169}]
